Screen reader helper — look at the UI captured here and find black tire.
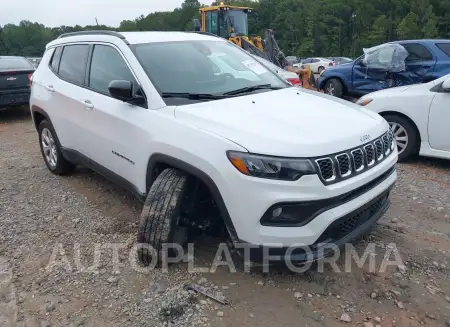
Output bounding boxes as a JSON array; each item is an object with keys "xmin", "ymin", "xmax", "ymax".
[
  {"xmin": 383, "ymin": 114, "xmax": 419, "ymax": 162},
  {"xmin": 137, "ymin": 168, "xmax": 189, "ymax": 266},
  {"xmin": 318, "ymin": 66, "xmax": 325, "ymax": 74},
  {"xmin": 324, "ymin": 78, "xmax": 343, "ymax": 98},
  {"xmin": 38, "ymin": 120, "xmax": 75, "ymax": 175}
]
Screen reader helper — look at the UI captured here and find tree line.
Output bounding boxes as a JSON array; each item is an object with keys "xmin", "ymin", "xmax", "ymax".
[{"xmin": 1, "ymin": 0, "xmax": 449, "ymax": 58}]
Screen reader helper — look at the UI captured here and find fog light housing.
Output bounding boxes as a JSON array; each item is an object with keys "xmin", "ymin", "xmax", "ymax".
[{"xmin": 272, "ymin": 207, "xmax": 283, "ymax": 217}]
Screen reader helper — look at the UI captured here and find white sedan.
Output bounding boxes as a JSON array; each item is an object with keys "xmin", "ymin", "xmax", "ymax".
[
  {"xmin": 293, "ymin": 58, "xmax": 334, "ymax": 74},
  {"xmin": 356, "ymin": 74, "xmax": 450, "ymax": 162}
]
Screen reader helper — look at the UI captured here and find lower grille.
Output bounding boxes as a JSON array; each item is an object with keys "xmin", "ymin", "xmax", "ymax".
[{"xmin": 315, "ymin": 190, "xmax": 390, "ymax": 244}]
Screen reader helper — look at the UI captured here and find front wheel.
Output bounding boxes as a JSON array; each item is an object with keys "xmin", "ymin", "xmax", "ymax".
[
  {"xmin": 323, "ymin": 78, "xmax": 343, "ymax": 98},
  {"xmin": 384, "ymin": 114, "xmax": 419, "ymax": 162},
  {"xmin": 318, "ymin": 66, "xmax": 325, "ymax": 74},
  {"xmin": 137, "ymin": 168, "xmax": 189, "ymax": 266}
]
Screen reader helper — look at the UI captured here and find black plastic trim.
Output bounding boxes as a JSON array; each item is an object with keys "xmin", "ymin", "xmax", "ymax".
[
  {"xmin": 240, "ymin": 186, "xmax": 393, "ymax": 263},
  {"xmin": 147, "ymin": 153, "xmax": 238, "ymax": 241},
  {"xmin": 260, "ymin": 165, "xmax": 396, "ymax": 227},
  {"xmin": 57, "ymin": 30, "xmax": 130, "ymax": 45}
]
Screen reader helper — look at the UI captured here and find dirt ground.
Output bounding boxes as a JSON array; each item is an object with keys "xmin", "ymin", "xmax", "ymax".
[{"xmin": 0, "ymin": 107, "xmax": 449, "ymax": 327}]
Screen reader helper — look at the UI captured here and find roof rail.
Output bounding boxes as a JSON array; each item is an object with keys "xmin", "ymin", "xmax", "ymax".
[{"xmin": 57, "ymin": 30, "xmax": 129, "ymax": 44}]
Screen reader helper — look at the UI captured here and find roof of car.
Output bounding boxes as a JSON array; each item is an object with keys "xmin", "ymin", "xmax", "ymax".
[{"xmin": 47, "ymin": 31, "xmax": 224, "ymax": 48}]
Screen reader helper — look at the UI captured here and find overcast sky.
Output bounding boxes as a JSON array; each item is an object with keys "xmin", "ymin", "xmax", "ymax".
[{"xmin": 2, "ymin": 0, "xmax": 213, "ymax": 27}]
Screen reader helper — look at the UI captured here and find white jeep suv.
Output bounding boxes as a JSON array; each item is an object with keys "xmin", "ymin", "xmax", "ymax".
[{"xmin": 30, "ymin": 31, "xmax": 398, "ymax": 265}]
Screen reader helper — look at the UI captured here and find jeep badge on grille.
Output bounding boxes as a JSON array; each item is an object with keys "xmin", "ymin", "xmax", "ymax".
[{"xmin": 360, "ymin": 134, "xmax": 371, "ymax": 142}]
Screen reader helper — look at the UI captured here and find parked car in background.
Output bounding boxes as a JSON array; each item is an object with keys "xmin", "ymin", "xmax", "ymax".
[
  {"xmin": 356, "ymin": 74, "xmax": 450, "ymax": 162},
  {"xmin": 327, "ymin": 57, "xmax": 353, "ymax": 65},
  {"xmin": 252, "ymin": 54, "xmax": 301, "ymax": 86},
  {"xmin": 285, "ymin": 56, "xmax": 300, "ymax": 65},
  {"xmin": 0, "ymin": 56, "xmax": 35, "ymax": 110},
  {"xmin": 294, "ymin": 57, "xmax": 335, "ymax": 73},
  {"xmin": 318, "ymin": 39, "xmax": 450, "ymax": 98}
]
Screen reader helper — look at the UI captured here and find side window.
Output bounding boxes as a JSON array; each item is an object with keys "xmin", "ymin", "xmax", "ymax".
[
  {"xmin": 402, "ymin": 43, "xmax": 433, "ymax": 62},
  {"xmin": 88, "ymin": 45, "xmax": 135, "ymax": 95},
  {"xmin": 206, "ymin": 11, "xmax": 218, "ymax": 34},
  {"xmin": 436, "ymin": 43, "xmax": 450, "ymax": 57},
  {"xmin": 59, "ymin": 45, "xmax": 90, "ymax": 85},
  {"xmin": 311, "ymin": 59, "xmax": 320, "ymax": 63},
  {"xmin": 50, "ymin": 47, "xmax": 63, "ymax": 73}
]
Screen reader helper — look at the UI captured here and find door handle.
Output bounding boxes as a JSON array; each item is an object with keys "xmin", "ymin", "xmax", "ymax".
[
  {"xmin": 45, "ymin": 85, "xmax": 55, "ymax": 92},
  {"xmin": 82, "ymin": 100, "xmax": 94, "ymax": 110}
]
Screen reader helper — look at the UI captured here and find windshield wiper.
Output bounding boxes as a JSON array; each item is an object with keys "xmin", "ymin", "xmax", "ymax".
[
  {"xmin": 223, "ymin": 84, "xmax": 283, "ymax": 96},
  {"xmin": 161, "ymin": 92, "xmax": 226, "ymax": 101}
]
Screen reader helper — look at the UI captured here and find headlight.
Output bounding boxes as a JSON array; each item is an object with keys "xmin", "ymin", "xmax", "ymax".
[
  {"xmin": 356, "ymin": 98, "xmax": 373, "ymax": 106},
  {"xmin": 227, "ymin": 151, "xmax": 315, "ymax": 181}
]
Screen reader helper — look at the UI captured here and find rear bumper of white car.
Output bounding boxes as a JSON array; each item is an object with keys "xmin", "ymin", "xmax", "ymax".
[{"xmin": 213, "ymin": 146, "xmax": 398, "ymax": 262}]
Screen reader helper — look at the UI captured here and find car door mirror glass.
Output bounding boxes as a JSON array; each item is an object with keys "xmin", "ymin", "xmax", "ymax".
[
  {"xmin": 442, "ymin": 78, "xmax": 450, "ymax": 91},
  {"xmin": 108, "ymin": 80, "xmax": 133, "ymax": 101}
]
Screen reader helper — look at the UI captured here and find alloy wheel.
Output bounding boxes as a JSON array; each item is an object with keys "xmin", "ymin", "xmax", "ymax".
[
  {"xmin": 326, "ymin": 84, "xmax": 335, "ymax": 95},
  {"xmin": 41, "ymin": 128, "xmax": 58, "ymax": 168},
  {"xmin": 389, "ymin": 122, "xmax": 409, "ymax": 155}
]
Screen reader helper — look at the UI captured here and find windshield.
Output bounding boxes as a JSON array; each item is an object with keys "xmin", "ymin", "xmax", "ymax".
[
  {"xmin": 132, "ymin": 40, "xmax": 286, "ymax": 100},
  {"xmin": 226, "ymin": 10, "xmax": 249, "ymax": 35}
]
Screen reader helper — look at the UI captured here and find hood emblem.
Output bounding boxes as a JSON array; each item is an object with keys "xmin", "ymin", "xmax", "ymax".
[{"xmin": 360, "ymin": 134, "xmax": 371, "ymax": 142}]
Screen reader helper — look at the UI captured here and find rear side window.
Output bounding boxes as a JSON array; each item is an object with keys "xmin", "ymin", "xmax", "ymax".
[
  {"xmin": 436, "ymin": 43, "xmax": 450, "ymax": 57},
  {"xmin": 50, "ymin": 47, "xmax": 63, "ymax": 72},
  {"xmin": 402, "ymin": 43, "xmax": 433, "ymax": 61},
  {"xmin": 0, "ymin": 57, "xmax": 34, "ymax": 70},
  {"xmin": 88, "ymin": 45, "xmax": 135, "ymax": 94},
  {"xmin": 59, "ymin": 45, "xmax": 90, "ymax": 85}
]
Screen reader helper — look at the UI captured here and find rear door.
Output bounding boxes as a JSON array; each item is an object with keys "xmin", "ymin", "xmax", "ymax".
[
  {"xmin": 400, "ymin": 42, "xmax": 436, "ymax": 83},
  {"xmin": 0, "ymin": 57, "xmax": 34, "ymax": 106},
  {"xmin": 45, "ymin": 44, "xmax": 92, "ymax": 154}
]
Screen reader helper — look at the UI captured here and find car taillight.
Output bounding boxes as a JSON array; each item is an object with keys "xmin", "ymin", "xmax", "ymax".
[
  {"xmin": 287, "ymin": 77, "xmax": 301, "ymax": 87},
  {"xmin": 28, "ymin": 73, "xmax": 33, "ymax": 87}
]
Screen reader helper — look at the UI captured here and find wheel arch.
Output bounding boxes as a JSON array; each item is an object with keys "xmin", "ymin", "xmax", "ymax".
[
  {"xmin": 31, "ymin": 105, "xmax": 53, "ymax": 131},
  {"xmin": 379, "ymin": 111, "xmax": 422, "ymax": 143},
  {"xmin": 146, "ymin": 153, "xmax": 238, "ymax": 241}
]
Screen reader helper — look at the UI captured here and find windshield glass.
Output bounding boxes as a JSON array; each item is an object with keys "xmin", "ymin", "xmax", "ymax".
[
  {"xmin": 132, "ymin": 40, "xmax": 286, "ymax": 98},
  {"xmin": 227, "ymin": 10, "xmax": 248, "ymax": 35}
]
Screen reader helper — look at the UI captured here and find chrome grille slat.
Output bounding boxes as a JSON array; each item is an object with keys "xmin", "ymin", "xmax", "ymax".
[
  {"xmin": 335, "ymin": 153, "xmax": 351, "ymax": 177},
  {"xmin": 315, "ymin": 131, "xmax": 394, "ymax": 184},
  {"xmin": 351, "ymin": 149, "xmax": 365, "ymax": 172}
]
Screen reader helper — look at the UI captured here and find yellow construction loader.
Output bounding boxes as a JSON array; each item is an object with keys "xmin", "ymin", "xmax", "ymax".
[{"xmin": 193, "ymin": 3, "xmax": 316, "ymax": 89}]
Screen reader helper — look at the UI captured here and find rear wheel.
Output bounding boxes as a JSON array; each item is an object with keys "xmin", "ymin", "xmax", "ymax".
[
  {"xmin": 324, "ymin": 78, "xmax": 343, "ymax": 98},
  {"xmin": 137, "ymin": 168, "xmax": 189, "ymax": 266},
  {"xmin": 384, "ymin": 114, "xmax": 419, "ymax": 162},
  {"xmin": 38, "ymin": 120, "xmax": 75, "ymax": 175},
  {"xmin": 318, "ymin": 66, "xmax": 325, "ymax": 74}
]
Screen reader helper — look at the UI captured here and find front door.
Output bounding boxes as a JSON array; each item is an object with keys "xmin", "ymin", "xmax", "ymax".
[{"xmin": 428, "ymin": 85, "xmax": 450, "ymax": 151}]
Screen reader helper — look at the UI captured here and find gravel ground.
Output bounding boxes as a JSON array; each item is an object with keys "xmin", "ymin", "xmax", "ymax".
[{"xmin": 0, "ymin": 107, "xmax": 449, "ymax": 327}]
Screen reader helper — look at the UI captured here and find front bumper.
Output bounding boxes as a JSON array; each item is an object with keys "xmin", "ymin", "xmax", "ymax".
[
  {"xmin": 235, "ymin": 185, "xmax": 392, "ymax": 262},
  {"xmin": 212, "ymin": 146, "xmax": 397, "ymax": 247},
  {"xmin": 317, "ymin": 76, "xmax": 326, "ymax": 89}
]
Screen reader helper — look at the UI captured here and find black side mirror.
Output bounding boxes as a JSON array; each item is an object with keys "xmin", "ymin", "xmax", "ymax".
[
  {"xmin": 193, "ymin": 19, "xmax": 201, "ymax": 32},
  {"xmin": 108, "ymin": 80, "xmax": 133, "ymax": 101},
  {"xmin": 108, "ymin": 80, "xmax": 147, "ymax": 107}
]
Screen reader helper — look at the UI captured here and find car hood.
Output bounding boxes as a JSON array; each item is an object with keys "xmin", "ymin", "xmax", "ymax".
[
  {"xmin": 174, "ymin": 88, "xmax": 388, "ymax": 157},
  {"xmin": 365, "ymin": 85, "xmax": 414, "ymax": 98}
]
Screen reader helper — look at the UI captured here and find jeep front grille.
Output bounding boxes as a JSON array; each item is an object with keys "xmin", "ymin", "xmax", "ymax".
[{"xmin": 314, "ymin": 131, "xmax": 395, "ymax": 185}]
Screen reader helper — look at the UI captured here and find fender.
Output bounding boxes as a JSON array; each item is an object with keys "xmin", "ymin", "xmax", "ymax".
[{"xmin": 146, "ymin": 153, "xmax": 238, "ymax": 242}]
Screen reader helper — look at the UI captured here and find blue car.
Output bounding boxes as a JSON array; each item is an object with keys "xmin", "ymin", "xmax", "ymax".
[{"xmin": 318, "ymin": 39, "xmax": 450, "ymax": 98}]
